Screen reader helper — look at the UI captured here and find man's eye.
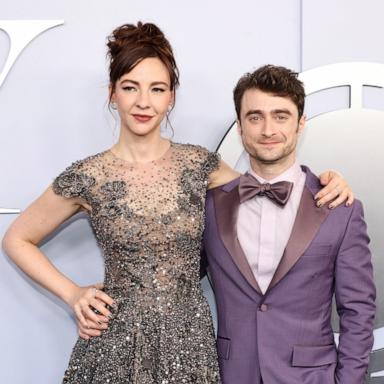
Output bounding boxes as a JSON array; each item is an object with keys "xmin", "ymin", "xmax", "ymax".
[
  {"xmin": 250, "ymin": 115, "xmax": 261, "ymax": 121},
  {"xmin": 276, "ymin": 115, "xmax": 288, "ymax": 120}
]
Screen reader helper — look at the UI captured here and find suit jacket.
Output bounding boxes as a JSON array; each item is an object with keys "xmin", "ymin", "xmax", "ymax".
[{"xmin": 202, "ymin": 166, "xmax": 376, "ymax": 384}]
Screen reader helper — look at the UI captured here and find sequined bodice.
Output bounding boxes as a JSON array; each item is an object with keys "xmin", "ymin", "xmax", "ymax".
[{"xmin": 53, "ymin": 142, "xmax": 218, "ymax": 302}]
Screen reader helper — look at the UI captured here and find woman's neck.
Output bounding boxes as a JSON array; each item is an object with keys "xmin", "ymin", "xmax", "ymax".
[{"xmin": 112, "ymin": 130, "xmax": 170, "ymax": 164}]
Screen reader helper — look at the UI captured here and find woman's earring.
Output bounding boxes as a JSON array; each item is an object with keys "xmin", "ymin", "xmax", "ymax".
[{"xmin": 111, "ymin": 102, "xmax": 117, "ymax": 110}]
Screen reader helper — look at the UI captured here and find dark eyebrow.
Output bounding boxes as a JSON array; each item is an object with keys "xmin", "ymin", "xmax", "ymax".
[
  {"xmin": 120, "ymin": 79, "xmax": 169, "ymax": 87},
  {"xmin": 272, "ymin": 109, "xmax": 292, "ymax": 115},
  {"xmin": 245, "ymin": 110, "xmax": 263, "ymax": 118},
  {"xmin": 151, "ymin": 81, "xmax": 169, "ymax": 87}
]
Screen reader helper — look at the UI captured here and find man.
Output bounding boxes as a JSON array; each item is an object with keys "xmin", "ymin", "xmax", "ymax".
[{"xmin": 202, "ymin": 65, "xmax": 376, "ymax": 383}]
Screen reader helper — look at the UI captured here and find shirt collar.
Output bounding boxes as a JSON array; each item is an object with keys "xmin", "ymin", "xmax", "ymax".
[{"xmin": 249, "ymin": 161, "xmax": 303, "ymax": 185}]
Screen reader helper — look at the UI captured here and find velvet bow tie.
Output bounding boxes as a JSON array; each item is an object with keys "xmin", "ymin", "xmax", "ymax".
[{"xmin": 238, "ymin": 173, "xmax": 293, "ymax": 207}]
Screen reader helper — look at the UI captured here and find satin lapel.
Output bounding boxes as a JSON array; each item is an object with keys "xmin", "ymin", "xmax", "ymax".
[
  {"xmin": 267, "ymin": 185, "xmax": 330, "ymax": 292},
  {"xmin": 213, "ymin": 185, "xmax": 261, "ymax": 294}
]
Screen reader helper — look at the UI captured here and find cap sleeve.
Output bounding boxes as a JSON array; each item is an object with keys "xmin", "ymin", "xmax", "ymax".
[
  {"xmin": 52, "ymin": 161, "xmax": 95, "ymax": 200},
  {"xmin": 201, "ymin": 150, "xmax": 220, "ymax": 178}
]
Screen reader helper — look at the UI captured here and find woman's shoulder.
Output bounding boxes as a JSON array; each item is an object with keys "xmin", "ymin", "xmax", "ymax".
[
  {"xmin": 52, "ymin": 151, "xmax": 109, "ymax": 199},
  {"xmin": 171, "ymin": 142, "xmax": 220, "ymax": 176},
  {"xmin": 58, "ymin": 150, "xmax": 110, "ymax": 173},
  {"xmin": 172, "ymin": 142, "xmax": 216, "ymax": 160}
]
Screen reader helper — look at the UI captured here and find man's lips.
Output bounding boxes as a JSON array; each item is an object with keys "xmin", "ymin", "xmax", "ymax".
[
  {"xmin": 259, "ymin": 141, "xmax": 281, "ymax": 146},
  {"xmin": 132, "ymin": 114, "xmax": 153, "ymax": 122}
]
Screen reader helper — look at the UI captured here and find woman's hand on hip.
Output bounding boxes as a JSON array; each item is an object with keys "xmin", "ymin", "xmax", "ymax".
[{"xmin": 67, "ymin": 283, "xmax": 115, "ymax": 332}]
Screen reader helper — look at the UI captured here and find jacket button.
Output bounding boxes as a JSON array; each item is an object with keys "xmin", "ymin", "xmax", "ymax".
[{"xmin": 259, "ymin": 304, "xmax": 268, "ymax": 312}]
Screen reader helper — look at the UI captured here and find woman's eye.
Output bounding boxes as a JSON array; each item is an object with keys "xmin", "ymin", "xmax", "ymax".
[
  {"xmin": 152, "ymin": 87, "xmax": 166, "ymax": 93},
  {"xmin": 122, "ymin": 86, "xmax": 136, "ymax": 92}
]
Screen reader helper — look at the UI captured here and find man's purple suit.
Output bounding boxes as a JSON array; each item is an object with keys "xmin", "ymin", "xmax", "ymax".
[{"xmin": 202, "ymin": 167, "xmax": 376, "ymax": 384}]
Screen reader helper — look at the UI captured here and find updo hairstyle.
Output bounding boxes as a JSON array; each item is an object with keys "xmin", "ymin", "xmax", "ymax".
[{"xmin": 107, "ymin": 22, "xmax": 180, "ymax": 99}]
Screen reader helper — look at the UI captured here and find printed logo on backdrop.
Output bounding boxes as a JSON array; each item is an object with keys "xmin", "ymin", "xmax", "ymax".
[
  {"xmin": 217, "ymin": 62, "xmax": 384, "ymax": 382},
  {"xmin": 0, "ymin": 20, "xmax": 63, "ymax": 215}
]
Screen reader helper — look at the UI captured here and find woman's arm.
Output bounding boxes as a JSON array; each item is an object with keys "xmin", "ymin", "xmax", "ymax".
[
  {"xmin": 2, "ymin": 186, "xmax": 114, "ymax": 333},
  {"xmin": 208, "ymin": 160, "xmax": 240, "ymax": 189}
]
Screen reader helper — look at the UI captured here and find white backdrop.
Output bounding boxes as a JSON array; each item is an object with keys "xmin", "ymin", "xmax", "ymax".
[{"xmin": 0, "ymin": 0, "xmax": 383, "ymax": 383}]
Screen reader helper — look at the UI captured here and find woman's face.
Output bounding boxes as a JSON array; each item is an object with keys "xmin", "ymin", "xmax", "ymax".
[{"xmin": 111, "ymin": 57, "xmax": 174, "ymax": 138}]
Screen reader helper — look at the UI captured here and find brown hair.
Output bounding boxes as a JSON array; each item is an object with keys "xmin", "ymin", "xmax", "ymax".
[
  {"xmin": 233, "ymin": 64, "xmax": 305, "ymax": 120},
  {"xmin": 107, "ymin": 22, "xmax": 179, "ymax": 99}
]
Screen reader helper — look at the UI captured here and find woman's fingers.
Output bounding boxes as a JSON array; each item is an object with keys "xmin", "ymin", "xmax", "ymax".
[
  {"xmin": 89, "ymin": 298, "xmax": 111, "ymax": 320},
  {"xmin": 81, "ymin": 301, "xmax": 108, "ymax": 324},
  {"xmin": 74, "ymin": 303, "xmax": 89, "ymax": 329},
  {"xmin": 316, "ymin": 185, "xmax": 353, "ymax": 208},
  {"xmin": 93, "ymin": 282, "xmax": 104, "ymax": 291},
  {"xmin": 77, "ymin": 319, "xmax": 104, "ymax": 339},
  {"xmin": 71, "ymin": 284, "xmax": 116, "ymax": 332},
  {"xmin": 346, "ymin": 190, "xmax": 354, "ymax": 206},
  {"xmin": 78, "ymin": 330, "xmax": 90, "ymax": 340},
  {"xmin": 315, "ymin": 171, "xmax": 354, "ymax": 208},
  {"xmin": 94, "ymin": 288, "xmax": 115, "ymax": 308}
]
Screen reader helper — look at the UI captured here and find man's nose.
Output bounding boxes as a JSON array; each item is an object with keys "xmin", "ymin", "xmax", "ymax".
[{"xmin": 261, "ymin": 117, "xmax": 276, "ymax": 136}]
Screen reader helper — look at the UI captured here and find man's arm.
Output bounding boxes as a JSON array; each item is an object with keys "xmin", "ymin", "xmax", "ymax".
[
  {"xmin": 335, "ymin": 201, "xmax": 376, "ymax": 384},
  {"xmin": 200, "ymin": 243, "xmax": 209, "ymax": 279}
]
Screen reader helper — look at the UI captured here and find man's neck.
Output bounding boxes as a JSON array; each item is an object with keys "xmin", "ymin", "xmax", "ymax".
[{"xmin": 250, "ymin": 157, "xmax": 297, "ymax": 181}]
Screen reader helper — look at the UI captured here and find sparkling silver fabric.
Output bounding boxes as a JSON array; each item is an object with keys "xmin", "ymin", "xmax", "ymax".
[{"xmin": 53, "ymin": 142, "xmax": 221, "ymax": 384}]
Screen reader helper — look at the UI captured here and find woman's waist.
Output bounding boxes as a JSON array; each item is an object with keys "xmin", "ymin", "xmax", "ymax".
[
  {"xmin": 103, "ymin": 286, "xmax": 210, "ymax": 321},
  {"xmin": 103, "ymin": 282, "xmax": 204, "ymax": 302}
]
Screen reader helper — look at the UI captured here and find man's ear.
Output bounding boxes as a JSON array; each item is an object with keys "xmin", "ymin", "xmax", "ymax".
[
  {"xmin": 298, "ymin": 114, "xmax": 306, "ymax": 134},
  {"xmin": 237, "ymin": 119, "xmax": 242, "ymax": 135}
]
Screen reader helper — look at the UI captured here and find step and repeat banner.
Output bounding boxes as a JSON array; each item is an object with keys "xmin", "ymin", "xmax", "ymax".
[{"xmin": 0, "ymin": 0, "xmax": 383, "ymax": 382}]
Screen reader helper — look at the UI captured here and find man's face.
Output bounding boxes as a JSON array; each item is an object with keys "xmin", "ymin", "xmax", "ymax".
[{"xmin": 238, "ymin": 89, "xmax": 305, "ymax": 168}]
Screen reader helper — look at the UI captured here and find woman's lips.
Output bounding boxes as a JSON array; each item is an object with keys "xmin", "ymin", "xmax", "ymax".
[{"xmin": 132, "ymin": 114, "xmax": 153, "ymax": 123}]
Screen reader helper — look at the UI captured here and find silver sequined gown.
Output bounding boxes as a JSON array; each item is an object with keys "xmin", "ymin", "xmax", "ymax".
[{"xmin": 53, "ymin": 142, "xmax": 221, "ymax": 384}]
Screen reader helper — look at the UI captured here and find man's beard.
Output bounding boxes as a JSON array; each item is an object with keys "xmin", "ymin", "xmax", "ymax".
[{"xmin": 245, "ymin": 141, "xmax": 297, "ymax": 165}]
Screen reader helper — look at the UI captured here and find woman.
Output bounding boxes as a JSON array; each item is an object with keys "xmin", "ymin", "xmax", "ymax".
[{"xmin": 2, "ymin": 22, "xmax": 352, "ymax": 383}]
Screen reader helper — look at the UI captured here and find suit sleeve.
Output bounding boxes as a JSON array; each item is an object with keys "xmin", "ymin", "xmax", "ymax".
[
  {"xmin": 335, "ymin": 200, "xmax": 376, "ymax": 384},
  {"xmin": 200, "ymin": 244, "xmax": 209, "ymax": 279},
  {"xmin": 200, "ymin": 187, "xmax": 214, "ymax": 280}
]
